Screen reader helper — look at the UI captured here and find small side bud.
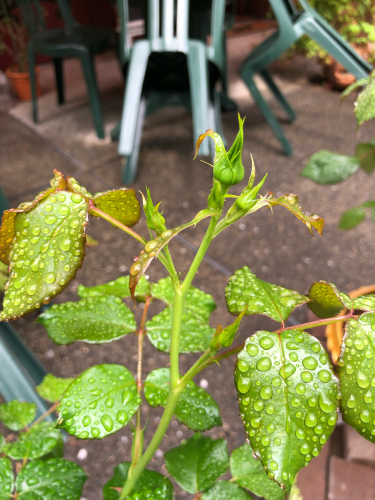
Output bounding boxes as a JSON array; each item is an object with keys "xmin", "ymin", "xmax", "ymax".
[
  {"xmin": 207, "ymin": 180, "xmax": 225, "ymax": 211},
  {"xmin": 219, "ymin": 305, "xmax": 248, "ymax": 348}
]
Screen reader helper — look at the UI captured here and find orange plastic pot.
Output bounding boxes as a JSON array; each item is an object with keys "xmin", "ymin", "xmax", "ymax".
[
  {"xmin": 326, "ymin": 284, "xmax": 375, "ymax": 364},
  {"xmin": 6, "ymin": 66, "xmax": 42, "ymax": 101}
]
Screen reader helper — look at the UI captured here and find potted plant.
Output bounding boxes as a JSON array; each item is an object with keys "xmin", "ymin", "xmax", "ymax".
[
  {"xmin": 296, "ymin": 0, "xmax": 375, "ymax": 89},
  {"xmin": 0, "ymin": 0, "xmax": 41, "ymax": 100}
]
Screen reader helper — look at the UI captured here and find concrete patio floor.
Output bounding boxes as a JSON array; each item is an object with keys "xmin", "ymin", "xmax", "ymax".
[{"xmin": 1, "ymin": 31, "xmax": 375, "ymax": 500}]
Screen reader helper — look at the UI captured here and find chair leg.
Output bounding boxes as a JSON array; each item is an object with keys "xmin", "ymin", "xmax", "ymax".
[
  {"xmin": 302, "ymin": 18, "xmax": 370, "ymax": 80},
  {"xmin": 241, "ymin": 68, "xmax": 292, "ymax": 156},
  {"xmin": 27, "ymin": 43, "xmax": 38, "ymax": 123},
  {"xmin": 121, "ymin": 96, "xmax": 147, "ymax": 184},
  {"xmin": 53, "ymin": 58, "xmax": 64, "ymax": 105},
  {"xmin": 111, "ymin": 120, "xmax": 121, "ymax": 141},
  {"xmin": 187, "ymin": 40, "xmax": 211, "ymax": 155},
  {"xmin": 118, "ymin": 41, "xmax": 150, "ymax": 156},
  {"xmin": 79, "ymin": 52, "xmax": 105, "ymax": 139},
  {"xmin": 260, "ymin": 69, "xmax": 296, "ymax": 123}
]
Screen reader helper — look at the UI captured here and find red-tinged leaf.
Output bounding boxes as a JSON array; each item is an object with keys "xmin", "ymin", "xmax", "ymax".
[
  {"xmin": 267, "ymin": 193, "xmax": 324, "ymax": 235},
  {"xmin": 0, "ymin": 170, "xmax": 66, "ymax": 266},
  {"xmin": 1, "ymin": 190, "xmax": 88, "ymax": 321},
  {"xmin": 129, "ymin": 209, "xmax": 219, "ymax": 301},
  {"xmin": 92, "ymin": 189, "xmax": 141, "ymax": 228}
]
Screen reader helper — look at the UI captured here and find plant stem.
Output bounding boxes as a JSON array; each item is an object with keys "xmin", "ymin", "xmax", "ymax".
[
  {"xmin": 89, "ymin": 204, "xmax": 147, "ymax": 246},
  {"xmin": 29, "ymin": 402, "xmax": 58, "ymax": 429},
  {"xmin": 277, "ymin": 313, "xmax": 357, "ymax": 333},
  {"xmin": 120, "ymin": 208, "xmax": 222, "ymax": 499},
  {"xmin": 131, "ymin": 297, "xmax": 151, "ymax": 469},
  {"xmin": 163, "ymin": 245, "xmax": 179, "ymax": 285}
]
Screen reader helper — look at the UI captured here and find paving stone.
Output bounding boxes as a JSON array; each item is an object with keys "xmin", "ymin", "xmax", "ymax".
[
  {"xmin": 297, "ymin": 441, "xmax": 330, "ymax": 500},
  {"xmin": 328, "ymin": 455, "xmax": 375, "ymax": 500},
  {"xmin": 344, "ymin": 423, "xmax": 375, "ymax": 466}
]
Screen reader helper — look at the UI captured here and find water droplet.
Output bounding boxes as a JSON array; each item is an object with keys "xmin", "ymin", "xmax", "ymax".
[
  {"xmin": 314, "ymin": 424, "xmax": 323, "ymax": 434},
  {"xmin": 251, "ymin": 417, "xmax": 261, "ymax": 428},
  {"xmin": 60, "ymin": 239, "xmax": 71, "ymax": 252},
  {"xmin": 254, "ymin": 400, "xmax": 264, "ymax": 412},
  {"xmin": 319, "ymin": 392, "xmax": 336, "ymax": 414},
  {"xmin": 262, "ymin": 435, "xmax": 270, "ymax": 446},
  {"xmin": 45, "ymin": 204, "xmax": 53, "ymax": 212},
  {"xmin": 26, "ymin": 284, "xmax": 37, "ymax": 296},
  {"xmin": 101, "ymin": 414, "xmax": 114, "ymax": 432},
  {"xmin": 280, "ymin": 363, "xmax": 296, "ymax": 379},
  {"xmin": 257, "ymin": 358, "xmax": 272, "ymax": 372},
  {"xmin": 296, "ymin": 383, "xmax": 306, "ymax": 395},
  {"xmin": 116, "ymin": 410, "xmax": 128, "ymax": 425},
  {"xmin": 311, "ymin": 343, "xmax": 321, "ymax": 353},
  {"xmin": 357, "ymin": 371, "xmax": 370, "ymax": 388},
  {"xmin": 238, "ymin": 376, "xmax": 251, "ymax": 394},
  {"xmin": 300, "ymin": 443, "xmax": 310, "ymax": 455},
  {"xmin": 58, "ymin": 194, "xmax": 66, "ymax": 202},
  {"xmin": 260, "ymin": 386, "xmax": 273, "ymax": 400},
  {"xmin": 91, "ymin": 427, "xmax": 100, "ymax": 438},
  {"xmin": 295, "ymin": 333, "xmax": 304, "ymax": 343},
  {"xmin": 58, "ymin": 205, "xmax": 71, "ymax": 216},
  {"xmin": 269, "ymin": 460, "xmax": 278, "ymax": 471},
  {"xmin": 266, "ymin": 404, "xmax": 275, "ymax": 415},
  {"xmin": 286, "ymin": 342, "xmax": 300, "ymax": 350},
  {"xmin": 291, "ymin": 397, "xmax": 301, "ymax": 407},
  {"xmin": 90, "ymin": 388, "xmax": 102, "ymax": 396},
  {"xmin": 346, "ymin": 364, "xmax": 354, "ymax": 374},
  {"xmin": 105, "ymin": 397, "xmax": 115, "ymax": 408},
  {"xmin": 327, "ymin": 415, "xmax": 337, "ymax": 426},
  {"xmin": 318, "ymin": 370, "xmax": 331, "ymax": 383},
  {"xmin": 364, "ymin": 391, "xmax": 373, "ymax": 404},
  {"xmin": 360, "ymin": 410, "xmax": 371, "ymax": 423},
  {"xmin": 308, "ymin": 396, "xmax": 318, "ymax": 408},
  {"xmin": 289, "ymin": 352, "xmax": 298, "ymax": 362},
  {"xmin": 45, "ymin": 273, "xmax": 56, "ymax": 284},
  {"xmin": 296, "ymin": 428, "xmax": 305, "ymax": 439},
  {"xmin": 303, "ymin": 356, "xmax": 318, "ymax": 370},
  {"xmin": 45, "ymin": 215, "xmax": 58, "ymax": 225},
  {"xmin": 71, "ymin": 193, "xmax": 83, "ymax": 203},
  {"xmin": 301, "ymin": 371, "xmax": 313, "ymax": 383},
  {"xmin": 267, "ymin": 423, "xmax": 275, "ymax": 433},
  {"xmin": 305, "ymin": 412, "xmax": 318, "ymax": 428},
  {"xmin": 259, "ymin": 336, "xmax": 274, "ymax": 350},
  {"xmin": 238, "ymin": 360, "xmax": 249, "ymax": 372},
  {"xmin": 83, "ymin": 416, "xmax": 91, "ymax": 427},
  {"xmin": 246, "ymin": 343, "xmax": 259, "ymax": 357},
  {"xmin": 272, "ymin": 376, "xmax": 281, "ymax": 387}
]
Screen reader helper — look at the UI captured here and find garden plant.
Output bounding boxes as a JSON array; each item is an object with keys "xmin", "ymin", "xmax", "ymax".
[
  {"xmin": 302, "ymin": 69, "xmax": 375, "ymax": 229},
  {"xmin": 2, "ymin": 117, "xmax": 375, "ymax": 499}
]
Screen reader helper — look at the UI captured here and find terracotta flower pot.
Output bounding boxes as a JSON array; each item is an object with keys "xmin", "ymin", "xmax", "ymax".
[
  {"xmin": 5, "ymin": 66, "xmax": 42, "ymax": 101},
  {"xmin": 326, "ymin": 284, "xmax": 375, "ymax": 364},
  {"xmin": 323, "ymin": 45, "xmax": 372, "ymax": 91}
]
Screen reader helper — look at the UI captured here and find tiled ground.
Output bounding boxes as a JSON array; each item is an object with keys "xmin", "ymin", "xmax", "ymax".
[{"xmin": 1, "ymin": 32, "xmax": 375, "ymax": 500}]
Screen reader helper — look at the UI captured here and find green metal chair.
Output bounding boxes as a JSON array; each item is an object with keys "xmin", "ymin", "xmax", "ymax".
[
  {"xmin": 240, "ymin": 0, "xmax": 373, "ymax": 155},
  {"xmin": 114, "ymin": 0, "xmax": 229, "ymax": 183},
  {"xmin": 16, "ymin": 0, "xmax": 116, "ymax": 139}
]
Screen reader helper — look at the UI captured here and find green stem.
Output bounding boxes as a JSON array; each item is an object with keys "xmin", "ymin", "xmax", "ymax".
[
  {"xmin": 119, "ymin": 207, "xmax": 223, "ymax": 499},
  {"xmin": 163, "ymin": 245, "xmax": 179, "ymax": 285}
]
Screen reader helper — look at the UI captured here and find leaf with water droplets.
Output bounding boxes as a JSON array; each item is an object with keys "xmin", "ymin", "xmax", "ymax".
[
  {"xmin": 103, "ymin": 462, "xmax": 173, "ymax": 500},
  {"xmin": 144, "ymin": 368, "xmax": 221, "ymax": 431},
  {"xmin": 0, "ymin": 170, "xmax": 66, "ymax": 267},
  {"xmin": 151, "ymin": 277, "xmax": 216, "ymax": 322},
  {"xmin": 3, "ymin": 422, "xmax": 61, "ymax": 460},
  {"xmin": 91, "ymin": 189, "xmax": 141, "ymax": 227},
  {"xmin": 164, "ymin": 433, "xmax": 229, "ymax": 494},
  {"xmin": 201, "ymin": 480, "xmax": 252, "ymax": 500},
  {"xmin": 58, "ymin": 364, "xmax": 140, "ymax": 439},
  {"xmin": 37, "ymin": 295, "xmax": 136, "ymax": 345},
  {"xmin": 307, "ymin": 281, "xmax": 351, "ymax": 318},
  {"xmin": 267, "ymin": 194, "xmax": 324, "ymax": 235},
  {"xmin": 337, "ymin": 312, "xmax": 375, "ymax": 443},
  {"xmin": 301, "ymin": 151, "xmax": 360, "ymax": 185},
  {"xmin": 146, "ymin": 308, "xmax": 215, "ymax": 353},
  {"xmin": 1, "ymin": 189, "xmax": 89, "ymax": 321},
  {"xmin": 340, "ymin": 76, "xmax": 370, "ymax": 100},
  {"xmin": 129, "ymin": 208, "xmax": 219, "ymax": 301},
  {"xmin": 0, "ymin": 458, "xmax": 13, "ymax": 500},
  {"xmin": 0, "ymin": 401, "xmax": 36, "ymax": 431},
  {"xmin": 352, "ymin": 295, "xmax": 375, "ymax": 312},
  {"xmin": 235, "ymin": 330, "xmax": 339, "ymax": 495},
  {"xmin": 36, "ymin": 374, "xmax": 74, "ymax": 403},
  {"xmin": 16, "ymin": 458, "xmax": 87, "ymax": 500},
  {"xmin": 77, "ymin": 275, "xmax": 150, "ymax": 301},
  {"xmin": 230, "ymin": 444, "xmax": 284, "ymax": 500},
  {"xmin": 226, "ymin": 267, "xmax": 308, "ymax": 323}
]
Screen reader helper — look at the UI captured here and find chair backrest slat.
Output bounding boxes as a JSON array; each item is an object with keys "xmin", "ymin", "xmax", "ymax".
[
  {"xmin": 267, "ymin": 0, "xmax": 296, "ymax": 34},
  {"xmin": 162, "ymin": 0, "xmax": 174, "ymax": 48},
  {"xmin": 176, "ymin": 0, "xmax": 189, "ymax": 51},
  {"xmin": 55, "ymin": 0, "xmax": 77, "ymax": 26},
  {"xmin": 148, "ymin": 0, "xmax": 160, "ymax": 44},
  {"xmin": 15, "ymin": 0, "xmax": 45, "ymax": 35}
]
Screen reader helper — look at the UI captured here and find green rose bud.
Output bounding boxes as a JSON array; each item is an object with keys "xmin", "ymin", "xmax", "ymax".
[
  {"xmin": 141, "ymin": 188, "xmax": 166, "ymax": 235},
  {"xmin": 195, "ymin": 114, "xmax": 245, "ymax": 187}
]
